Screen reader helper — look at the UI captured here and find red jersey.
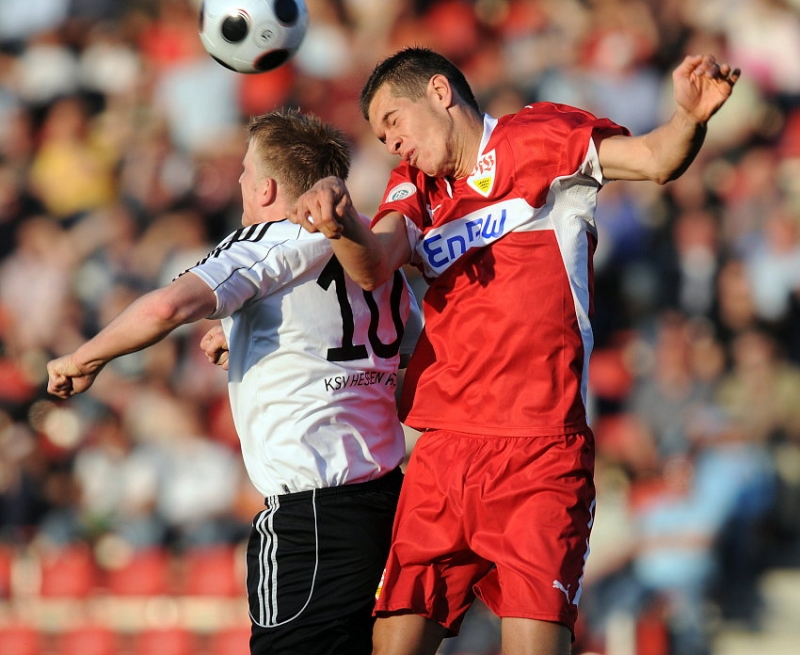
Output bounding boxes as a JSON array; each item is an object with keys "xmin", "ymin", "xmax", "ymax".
[{"xmin": 375, "ymin": 103, "xmax": 628, "ymax": 436}]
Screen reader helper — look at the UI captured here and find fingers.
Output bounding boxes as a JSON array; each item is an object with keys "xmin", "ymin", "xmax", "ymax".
[
  {"xmin": 204, "ymin": 347, "xmax": 227, "ymax": 366},
  {"xmin": 200, "ymin": 331, "xmax": 214, "ymax": 351},
  {"xmin": 690, "ymin": 54, "xmax": 740, "ymax": 86},
  {"xmin": 46, "ymin": 369, "xmax": 74, "ymax": 399},
  {"xmin": 291, "ymin": 197, "xmax": 344, "ymax": 238},
  {"xmin": 204, "ymin": 345, "xmax": 229, "ymax": 369},
  {"xmin": 200, "ymin": 325, "xmax": 229, "ymax": 368},
  {"xmin": 200, "ymin": 325, "xmax": 224, "ymax": 350},
  {"xmin": 288, "ymin": 177, "xmax": 350, "ymax": 239},
  {"xmin": 288, "ymin": 196, "xmax": 318, "ymax": 232},
  {"xmin": 47, "ymin": 380, "xmax": 71, "ymax": 398},
  {"xmin": 334, "ymin": 193, "xmax": 353, "ymax": 222},
  {"xmin": 47, "ymin": 359, "xmax": 70, "ymax": 397},
  {"xmin": 707, "ymin": 60, "xmax": 740, "ymax": 86},
  {"xmin": 721, "ymin": 66, "xmax": 741, "ymax": 86}
]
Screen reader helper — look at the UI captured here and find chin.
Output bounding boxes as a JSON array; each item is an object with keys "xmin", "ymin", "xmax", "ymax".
[{"xmin": 425, "ymin": 165, "xmax": 448, "ymax": 179}]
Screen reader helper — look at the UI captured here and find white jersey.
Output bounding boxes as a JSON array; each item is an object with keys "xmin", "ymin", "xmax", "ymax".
[{"xmin": 187, "ymin": 220, "xmax": 420, "ymax": 497}]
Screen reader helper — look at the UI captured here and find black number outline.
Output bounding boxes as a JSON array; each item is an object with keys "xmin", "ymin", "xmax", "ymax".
[{"xmin": 316, "ymin": 256, "xmax": 405, "ymax": 362}]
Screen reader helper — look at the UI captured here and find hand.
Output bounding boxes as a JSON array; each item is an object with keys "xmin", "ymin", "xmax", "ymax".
[
  {"xmin": 288, "ymin": 176, "xmax": 353, "ymax": 239},
  {"xmin": 673, "ymin": 54, "xmax": 740, "ymax": 124},
  {"xmin": 47, "ymin": 354, "xmax": 100, "ymax": 398},
  {"xmin": 200, "ymin": 324, "xmax": 229, "ymax": 370}
]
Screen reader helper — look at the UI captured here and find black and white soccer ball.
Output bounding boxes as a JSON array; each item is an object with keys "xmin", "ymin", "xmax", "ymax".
[{"xmin": 199, "ymin": 0, "xmax": 309, "ymax": 74}]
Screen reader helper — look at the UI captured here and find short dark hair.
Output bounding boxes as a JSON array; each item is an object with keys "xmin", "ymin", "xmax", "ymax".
[
  {"xmin": 359, "ymin": 47, "xmax": 481, "ymax": 121},
  {"xmin": 247, "ymin": 108, "xmax": 352, "ymax": 202}
]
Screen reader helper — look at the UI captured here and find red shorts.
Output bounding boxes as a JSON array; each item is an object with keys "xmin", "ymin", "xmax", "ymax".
[{"xmin": 373, "ymin": 429, "xmax": 595, "ymax": 635}]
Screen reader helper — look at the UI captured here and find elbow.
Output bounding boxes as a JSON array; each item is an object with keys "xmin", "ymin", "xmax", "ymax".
[
  {"xmin": 656, "ymin": 165, "xmax": 691, "ymax": 186},
  {"xmin": 640, "ymin": 160, "xmax": 679, "ymax": 186},
  {"xmin": 147, "ymin": 291, "xmax": 189, "ymax": 328},
  {"xmin": 642, "ymin": 162, "xmax": 683, "ymax": 186},
  {"xmin": 149, "ymin": 299, "xmax": 183, "ymax": 326}
]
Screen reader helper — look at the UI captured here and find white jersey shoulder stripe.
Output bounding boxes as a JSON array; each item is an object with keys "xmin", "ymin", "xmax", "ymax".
[{"xmin": 203, "ymin": 229, "xmax": 293, "ymax": 294}]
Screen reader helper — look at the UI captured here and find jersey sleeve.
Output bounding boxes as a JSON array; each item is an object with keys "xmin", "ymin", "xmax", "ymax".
[
  {"xmin": 510, "ymin": 103, "xmax": 630, "ymax": 197},
  {"xmin": 374, "ymin": 164, "xmax": 427, "ymax": 225},
  {"xmin": 372, "ymin": 165, "xmax": 428, "ymax": 265},
  {"xmin": 186, "ymin": 231, "xmax": 294, "ymax": 319}
]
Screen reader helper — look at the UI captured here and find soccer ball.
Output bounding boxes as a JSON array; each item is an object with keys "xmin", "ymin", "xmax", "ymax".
[{"xmin": 199, "ymin": 0, "xmax": 309, "ymax": 74}]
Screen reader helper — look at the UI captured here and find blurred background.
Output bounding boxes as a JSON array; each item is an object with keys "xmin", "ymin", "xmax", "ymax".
[{"xmin": 1, "ymin": 0, "xmax": 800, "ymax": 654}]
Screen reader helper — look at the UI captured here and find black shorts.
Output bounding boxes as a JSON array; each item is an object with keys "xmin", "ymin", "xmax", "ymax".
[{"xmin": 247, "ymin": 468, "xmax": 402, "ymax": 655}]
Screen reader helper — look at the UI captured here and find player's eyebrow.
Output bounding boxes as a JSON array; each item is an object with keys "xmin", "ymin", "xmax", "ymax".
[{"xmin": 380, "ymin": 108, "xmax": 395, "ymax": 125}]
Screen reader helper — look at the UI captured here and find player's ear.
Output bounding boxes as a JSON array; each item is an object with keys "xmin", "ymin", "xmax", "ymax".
[
  {"xmin": 428, "ymin": 74, "xmax": 453, "ymax": 107},
  {"xmin": 260, "ymin": 177, "xmax": 278, "ymax": 207}
]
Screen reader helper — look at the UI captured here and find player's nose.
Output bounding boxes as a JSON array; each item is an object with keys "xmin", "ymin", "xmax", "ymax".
[{"xmin": 388, "ymin": 136, "xmax": 402, "ymax": 156}]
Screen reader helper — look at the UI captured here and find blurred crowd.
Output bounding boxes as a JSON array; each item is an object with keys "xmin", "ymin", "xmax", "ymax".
[{"xmin": 1, "ymin": 0, "xmax": 800, "ymax": 654}]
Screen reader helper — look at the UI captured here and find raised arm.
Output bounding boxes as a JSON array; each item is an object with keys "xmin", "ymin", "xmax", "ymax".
[
  {"xmin": 289, "ymin": 176, "xmax": 412, "ymax": 290},
  {"xmin": 47, "ymin": 272, "xmax": 216, "ymax": 398},
  {"xmin": 598, "ymin": 54, "xmax": 739, "ymax": 184}
]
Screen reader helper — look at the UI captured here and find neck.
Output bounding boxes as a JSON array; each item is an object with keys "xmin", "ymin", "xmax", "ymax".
[{"xmin": 452, "ymin": 111, "xmax": 484, "ymax": 179}]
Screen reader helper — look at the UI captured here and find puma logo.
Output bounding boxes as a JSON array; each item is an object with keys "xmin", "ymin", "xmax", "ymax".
[{"xmin": 552, "ymin": 580, "xmax": 571, "ymax": 602}]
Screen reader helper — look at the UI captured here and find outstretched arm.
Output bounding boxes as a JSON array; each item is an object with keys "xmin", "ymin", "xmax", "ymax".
[
  {"xmin": 599, "ymin": 54, "xmax": 740, "ymax": 184},
  {"xmin": 289, "ymin": 176, "xmax": 412, "ymax": 290},
  {"xmin": 47, "ymin": 273, "xmax": 216, "ymax": 398}
]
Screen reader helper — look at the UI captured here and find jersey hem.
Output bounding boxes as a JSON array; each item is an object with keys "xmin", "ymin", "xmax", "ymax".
[{"xmin": 402, "ymin": 417, "xmax": 589, "ymax": 438}]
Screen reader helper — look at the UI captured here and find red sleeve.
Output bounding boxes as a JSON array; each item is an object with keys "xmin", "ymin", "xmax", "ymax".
[
  {"xmin": 372, "ymin": 163, "xmax": 428, "ymax": 229},
  {"xmin": 506, "ymin": 103, "xmax": 629, "ymax": 204}
]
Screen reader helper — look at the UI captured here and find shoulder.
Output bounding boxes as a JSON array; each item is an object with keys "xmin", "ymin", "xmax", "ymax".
[
  {"xmin": 226, "ymin": 220, "xmax": 305, "ymax": 245},
  {"xmin": 382, "ymin": 164, "xmax": 445, "ymax": 213},
  {"xmin": 386, "ymin": 161, "xmax": 434, "ymax": 192},
  {"xmin": 191, "ymin": 221, "xmax": 318, "ymax": 271},
  {"xmin": 217, "ymin": 221, "xmax": 310, "ymax": 252},
  {"xmin": 498, "ymin": 102, "xmax": 611, "ymax": 135},
  {"xmin": 495, "ymin": 104, "xmax": 628, "ymax": 162}
]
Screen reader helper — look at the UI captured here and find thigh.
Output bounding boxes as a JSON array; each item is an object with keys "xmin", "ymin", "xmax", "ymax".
[
  {"xmin": 372, "ymin": 614, "xmax": 448, "ymax": 655},
  {"xmin": 471, "ymin": 430, "xmax": 596, "ymax": 635},
  {"xmin": 374, "ymin": 432, "xmax": 494, "ymax": 634},
  {"xmin": 249, "ymin": 473, "xmax": 401, "ymax": 655},
  {"xmin": 501, "ymin": 617, "xmax": 572, "ymax": 655}
]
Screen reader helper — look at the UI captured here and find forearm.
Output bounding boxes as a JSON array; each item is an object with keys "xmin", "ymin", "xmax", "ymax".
[
  {"xmin": 639, "ymin": 107, "xmax": 707, "ymax": 183},
  {"xmin": 71, "ymin": 291, "xmax": 198, "ymax": 372},
  {"xmin": 48, "ymin": 273, "xmax": 217, "ymax": 398},
  {"xmin": 599, "ymin": 107, "xmax": 706, "ymax": 184},
  {"xmin": 333, "ymin": 208, "xmax": 403, "ymax": 290}
]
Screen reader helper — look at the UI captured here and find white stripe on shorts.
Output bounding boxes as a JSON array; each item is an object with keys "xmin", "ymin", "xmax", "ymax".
[{"xmin": 251, "ymin": 491, "xmax": 321, "ymax": 628}]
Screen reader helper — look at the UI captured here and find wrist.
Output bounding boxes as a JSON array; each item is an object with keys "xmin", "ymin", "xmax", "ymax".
[
  {"xmin": 673, "ymin": 105, "xmax": 707, "ymax": 131},
  {"xmin": 72, "ymin": 347, "xmax": 106, "ymax": 376}
]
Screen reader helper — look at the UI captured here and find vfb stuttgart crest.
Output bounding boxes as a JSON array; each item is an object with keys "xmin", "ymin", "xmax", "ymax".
[{"xmin": 467, "ymin": 149, "xmax": 496, "ymax": 197}]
